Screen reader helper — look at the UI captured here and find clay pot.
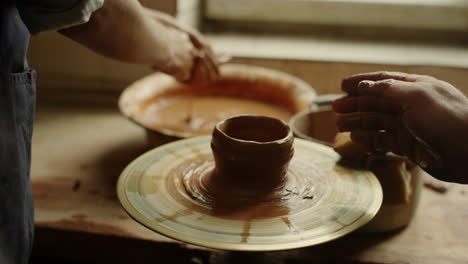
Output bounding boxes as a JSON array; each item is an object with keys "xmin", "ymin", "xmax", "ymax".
[{"xmin": 208, "ymin": 115, "xmax": 294, "ymax": 201}]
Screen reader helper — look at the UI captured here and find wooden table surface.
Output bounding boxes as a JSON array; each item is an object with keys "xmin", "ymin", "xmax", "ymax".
[{"xmin": 31, "ymin": 102, "xmax": 468, "ymax": 264}]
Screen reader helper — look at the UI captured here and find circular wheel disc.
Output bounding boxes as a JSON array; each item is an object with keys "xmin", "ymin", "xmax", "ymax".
[{"xmin": 117, "ymin": 137, "xmax": 382, "ymax": 251}]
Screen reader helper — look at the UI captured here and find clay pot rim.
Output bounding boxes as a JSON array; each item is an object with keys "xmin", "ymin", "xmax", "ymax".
[
  {"xmin": 215, "ymin": 115, "xmax": 293, "ymax": 145},
  {"xmin": 288, "ymin": 106, "xmax": 333, "ymax": 146}
]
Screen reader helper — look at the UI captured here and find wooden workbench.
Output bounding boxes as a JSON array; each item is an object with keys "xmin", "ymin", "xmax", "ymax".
[{"xmin": 31, "ymin": 100, "xmax": 468, "ymax": 264}]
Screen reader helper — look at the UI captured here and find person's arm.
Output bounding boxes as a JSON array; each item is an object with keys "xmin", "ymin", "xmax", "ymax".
[
  {"xmin": 18, "ymin": 0, "xmax": 104, "ymax": 34},
  {"xmin": 142, "ymin": 7, "xmax": 223, "ymax": 82},
  {"xmin": 59, "ymin": 0, "xmax": 219, "ymax": 82},
  {"xmin": 333, "ymin": 71, "xmax": 468, "ymax": 184}
]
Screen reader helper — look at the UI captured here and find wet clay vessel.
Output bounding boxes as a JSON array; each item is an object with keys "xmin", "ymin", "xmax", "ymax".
[
  {"xmin": 209, "ymin": 115, "xmax": 294, "ymax": 203},
  {"xmin": 117, "ymin": 115, "xmax": 383, "ymax": 251}
]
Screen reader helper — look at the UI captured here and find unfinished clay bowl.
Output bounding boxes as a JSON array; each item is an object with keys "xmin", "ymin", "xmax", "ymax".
[
  {"xmin": 210, "ymin": 115, "xmax": 293, "ymax": 194},
  {"xmin": 117, "ymin": 116, "xmax": 383, "ymax": 251},
  {"xmin": 119, "ymin": 64, "xmax": 316, "ymax": 147}
]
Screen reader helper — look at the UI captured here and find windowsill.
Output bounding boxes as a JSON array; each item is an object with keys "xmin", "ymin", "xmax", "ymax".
[
  {"xmin": 176, "ymin": 0, "xmax": 468, "ymax": 68},
  {"xmin": 207, "ymin": 32, "xmax": 468, "ymax": 68}
]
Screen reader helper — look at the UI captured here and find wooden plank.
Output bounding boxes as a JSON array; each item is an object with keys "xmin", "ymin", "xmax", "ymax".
[
  {"xmin": 31, "ymin": 103, "xmax": 172, "ymax": 243},
  {"xmin": 32, "ymin": 228, "xmax": 210, "ymax": 264}
]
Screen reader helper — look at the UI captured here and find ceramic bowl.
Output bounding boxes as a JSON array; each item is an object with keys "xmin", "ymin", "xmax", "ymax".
[{"xmin": 119, "ymin": 64, "xmax": 316, "ymax": 147}]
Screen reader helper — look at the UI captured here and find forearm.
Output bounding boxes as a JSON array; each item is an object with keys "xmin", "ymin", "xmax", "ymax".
[{"xmin": 59, "ymin": 0, "xmax": 171, "ymax": 66}]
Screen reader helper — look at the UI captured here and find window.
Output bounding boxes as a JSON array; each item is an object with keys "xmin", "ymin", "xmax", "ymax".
[{"xmin": 204, "ymin": 0, "xmax": 468, "ymax": 34}]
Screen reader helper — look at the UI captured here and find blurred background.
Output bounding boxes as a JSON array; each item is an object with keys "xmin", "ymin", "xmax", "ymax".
[{"xmin": 28, "ymin": 0, "xmax": 468, "ymax": 99}]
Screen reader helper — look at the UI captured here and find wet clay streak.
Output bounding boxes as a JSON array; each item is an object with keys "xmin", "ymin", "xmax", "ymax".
[
  {"xmin": 152, "ymin": 175, "xmax": 165, "ymax": 181},
  {"xmin": 72, "ymin": 180, "xmax": 81, "ymax": 192},
  {"xmin": 154, "ymin": 209, "xmax": 193, "ymax": 223},
  {"xmin": 187, "ymin": 144, "xmax": 204, "ymax": 156},
  {"xmin": 241, "ymin": 220, "xmax": 252, "ymax": 243},
  {"xmin": 165, "ymin": 149, "xmax": 186, "ymax": 160},
  {"xmin": 281, "ymin": 217, "xmax": 299, "ymax": 234}
]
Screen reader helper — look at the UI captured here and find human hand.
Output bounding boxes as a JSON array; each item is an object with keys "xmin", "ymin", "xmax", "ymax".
[
  {"xmin": 59, "ymin": 1, "xmax": 224, "ymax": 83},
  {"xmin": 145, "ymin": 8, "xmax": 224, "ymax": 82},
  {"xmin": 333, "ymin": 71, "xmax": 468, "ymax": 183}
]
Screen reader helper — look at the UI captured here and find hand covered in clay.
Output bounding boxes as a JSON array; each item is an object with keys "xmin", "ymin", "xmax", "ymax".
[
  {"xmin": 144, "ymin": 8, "xmax": 222, "ymax": 82},
  {"xmin": 60, "ymin": 0, "xmax": 223, "ymax": 83},
  {"xmin": 333, "ymin": 71, "xmax": 468, "ymax": 183}
]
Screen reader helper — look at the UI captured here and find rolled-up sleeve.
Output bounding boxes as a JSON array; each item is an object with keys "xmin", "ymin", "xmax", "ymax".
[{"xmin": 18, "ymin": 0, "xmax": 104, "ymax": 34}]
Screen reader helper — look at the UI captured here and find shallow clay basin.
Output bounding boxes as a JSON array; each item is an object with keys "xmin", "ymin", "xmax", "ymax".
[{"xmin": 119, "ymin": 64, "xmax": 316, "ymax": 146}]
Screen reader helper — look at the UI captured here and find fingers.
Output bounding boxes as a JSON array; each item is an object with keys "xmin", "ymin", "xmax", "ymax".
[
  {"xmin": 338, "ymin": 78, "xmax": 424, "ymax": 113},
  {"xmin": 185, "ymin": 31, "xmax": 221, "ymax": 82},
  {"xmin": 333, "ymin": 95, "xmax": 400, "ymax": 113},
  {"xmin": 341, "ymin": 71, "xmax": 435, "ymax": 97},
  {"xmin": 336, "ymin": 110, "xmax": 437, "ymax": 165},
  {"xmin": 351, "ymin": 129, "xmax": 413, "ymax": 156},
  {"xmin": 158, "ymin": 33, "xmax": 219, "ymax": 82},
  {"xmin": 351, "ymin": 130, "xmax": 392, "ymax": 153},
  {"xmin": 199, "ymin": 48, "xmax": 220, "ymax": 80},
  {"xmin": 336, "ymin": 71, "xmax": 445, "ymax": 169},
  {"xmin": 342, "ymin": 71, "xmax": 417, "ymax": 94},
  {"xmin": 336, "ymin": 112, "xmax": 400, "ymax": 132},
  {"xmin": 188, "ymin": 57, "xmax": 208, "ymax": 83},
  {"xmin": 342, "ymin": 78, "xmax": 407, "ymax": 97},
  {"xmin": 154, "ymin": 53, "xmax": 193, "ymax": 82},
  {"xmin": 351, "ymin": 129, "xmax": 441, "ymax": 169},
  {"xmin": 188, "ymin": 53, "xmax": 220, "ymax": 83},
  {"xmin": 190, "ymin": 51, "xmax": 219, "ymax": 82},
  {"xmin": 147, "ymin": 9, "xmax": 221, "ymax": 82}
]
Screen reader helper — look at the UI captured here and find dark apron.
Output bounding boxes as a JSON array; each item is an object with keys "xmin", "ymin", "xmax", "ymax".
[{"xmin": 0, "ymin": 1, "xmax": 35, "ymax": 263}]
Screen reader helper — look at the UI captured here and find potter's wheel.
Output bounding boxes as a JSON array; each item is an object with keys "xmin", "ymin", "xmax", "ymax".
[{"xmin": 117, "ymin": 137, "xmax": 382, "ymax": 251}]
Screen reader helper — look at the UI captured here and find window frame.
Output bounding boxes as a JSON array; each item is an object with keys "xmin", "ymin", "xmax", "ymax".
[{"xmin": 204, "ymin": 0, "xmax": 468, "ymax": 31}]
